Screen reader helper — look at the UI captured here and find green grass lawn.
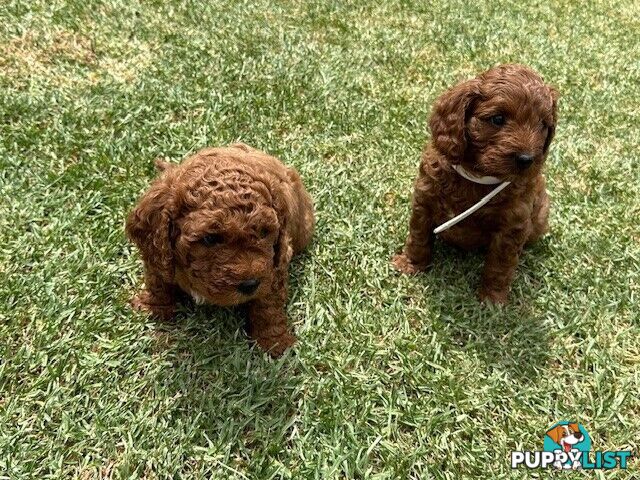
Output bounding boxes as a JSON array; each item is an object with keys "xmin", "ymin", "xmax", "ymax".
[{"xmin": 1, "ymin": 0, "xmax": 639, "ymax": 478}]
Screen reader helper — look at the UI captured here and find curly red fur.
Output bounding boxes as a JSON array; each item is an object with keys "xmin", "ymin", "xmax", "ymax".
[
  {"xmin": 393, "ymin": 64, "xmax": 558, "ymax": 304},
  {"xmin": 126, "ymin": 144, "xmax": 314, "ymax": 356}
]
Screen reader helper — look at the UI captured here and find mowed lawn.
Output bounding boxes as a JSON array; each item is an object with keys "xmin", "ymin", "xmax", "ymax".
[{"xmin": 1, "ymin": 0, "xmax": 639, "ymax": 478}]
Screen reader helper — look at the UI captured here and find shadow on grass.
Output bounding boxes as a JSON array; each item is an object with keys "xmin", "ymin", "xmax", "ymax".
[
  {"xmin": 140, "ymin": 253, "xmax": 313, "ymax": 473},
  {"xmin": 415, "ymin": 237, "xmax": 553, "ymax": 380}
]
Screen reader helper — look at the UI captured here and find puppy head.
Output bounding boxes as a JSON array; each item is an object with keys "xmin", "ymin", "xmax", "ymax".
[
  {"xmin": 126, "ymin": 152, "xmax": 289, "ymax": 306},
  {"xmin": 546, "ymin": 423, "xmax": 583, "ymax": 446},
  {"xmin": 429, "ymin": 64, "xmax": 558, "ymax": 180}
]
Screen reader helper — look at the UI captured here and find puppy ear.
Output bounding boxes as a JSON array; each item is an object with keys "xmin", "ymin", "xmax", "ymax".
[
  {"xmin": 543, "ymin": 86, "xmax": 559, "ymax": 154},
  {"xmin": 546, "ymin": 425, "xmax": 562, "ymax": 444},
  {"xmin": 429, "ymin": 78, "xmax": 481, "ymax": 160},
  {"xmin": 270, "ymin": 187, "xmax": 294, "ymax": 274},
  {"xmin": 126, "ymin": 175, "xmax": 178, "ymax": 283},
  {"xmin": 273, "ymin": 228, "xmax": 293, "ymax": 274}
]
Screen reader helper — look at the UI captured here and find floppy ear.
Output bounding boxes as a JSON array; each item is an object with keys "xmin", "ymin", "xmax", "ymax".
[
  {"xmin": 125, "ymin": 175, "xmax": 178, "ymax": 284},
  {"xmin": 543, "ymin": 86, "xmax": 559, "ymax": 154},
  {"xmin": 270, "ymin": 185, "xmax": 294, "ymax": 275},
  {"xmin": 429, "ymin": 78, "xmax": 481, "ymax": 160},
  {"xmin": 546, "ymin": 425, "xmax": 562, "ymax": 444}
]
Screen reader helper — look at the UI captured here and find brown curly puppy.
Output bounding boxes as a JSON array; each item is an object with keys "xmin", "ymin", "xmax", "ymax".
[
  {"xmin": 126, "ymin": 144, "xmax": 314, "ymax": 356},
  {"xmin": 392, "ymin": 64, "xmax": 558, "ymax": 304}
]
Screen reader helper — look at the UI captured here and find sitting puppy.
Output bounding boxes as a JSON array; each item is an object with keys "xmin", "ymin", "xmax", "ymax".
[
  {"xmin": 126, "ymin": 144, "xmax": 314, "ymax": 356},
  {"xmin": 393, "ymin": 64, "xmax": 558, "ymax": 303}
]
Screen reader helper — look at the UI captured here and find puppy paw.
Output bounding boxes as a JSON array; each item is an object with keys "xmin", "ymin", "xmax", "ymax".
[
  {"xmin": 255, "ymin": 332, "xmax": 297, "ymax": 358},
  {"xmin": 478, "ymin": 287, "xmax": 509, "ymax": 305},
  {"xmin": 131, "ymin": 291, "xmax": 175, "ymax": 320},
  {"xmin": 391, "ymin": 253, "xmax": 428, "ymax": 275}
]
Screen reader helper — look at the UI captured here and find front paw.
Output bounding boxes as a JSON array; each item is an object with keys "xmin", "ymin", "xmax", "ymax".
[
  {"xmin": 131, "ymin": 291, "xmax": 175, "ymax": 320},
  {"xmin": 478, "ymin": 287, "xmax": 509, "ymax": 305},
  {"xmin": 391, "ymin": 253, "xmax": 428, "ymax": 275},
  {"xmin": 255, "ymin": 332, "xmax": 297, "ymax": 358}
]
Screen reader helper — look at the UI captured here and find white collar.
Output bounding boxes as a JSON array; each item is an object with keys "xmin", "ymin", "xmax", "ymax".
[
  {"xmin": 433, "ymin": 165, "xmax": 511, "ymax": 234},
  {"xmin": 452, "ymin": 164, "xmax": 503, "ymax": 185}
]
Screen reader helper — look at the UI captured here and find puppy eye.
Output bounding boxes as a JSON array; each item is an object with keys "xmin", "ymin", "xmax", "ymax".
[
  {"xmin": 200, "ymin": 233, "xmax": 223, "ymax": 246},
  {"xmin": 489, "ymin": 114, "xmax": 506, "ymax": 126},
  {"xmin": 258, "ymin": 227, "xmax": 270, "ymax": 239}
]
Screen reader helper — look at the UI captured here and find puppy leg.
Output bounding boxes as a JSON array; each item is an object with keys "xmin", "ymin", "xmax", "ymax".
[
  {"xmin": 131, "ymin": 266, "xmax": 177, "ymax": 320},
  {"xmin": 478, "ymin": 224, "xmax": 529, "ymax": 304},
  {"xmin": 248, "ymin": 253, "xmax": 296, "ymax": 358},
  {"xmin": 528, "ymin": 183, "xmax": 550, "ymax": 244},
  {"xmin": 247, "ymin": 277, "xmax": 296, "ymax": 357},
  {"xmin": 392, "ymin": 175, "xmax": 435, "ymax": 274}
]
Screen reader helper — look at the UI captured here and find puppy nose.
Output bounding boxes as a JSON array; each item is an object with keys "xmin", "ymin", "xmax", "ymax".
[
  {"xmin": 515, "ymin": 153, "xmax": 535, "ymax": 168},
  {"xmin": 574, "ymin": 432, "xmax": 583, "ymax": 440},
  {"xmin": 237, "ymin": 279, "xmax": 260, "ymax": 295}
]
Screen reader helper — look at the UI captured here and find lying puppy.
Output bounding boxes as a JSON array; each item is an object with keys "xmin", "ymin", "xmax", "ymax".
[
  {"xmin": 126, "ymin": 144, "xmax": 314, "ymax": 356},
  {"xmin": 393, "ymin": 64, "xmax": 558, "ymax": 303}
]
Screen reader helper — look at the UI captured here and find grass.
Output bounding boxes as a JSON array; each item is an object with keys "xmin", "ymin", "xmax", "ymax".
[{"xmin": 1, "ymin": 0, "xmax": 639, "ymax": 478}]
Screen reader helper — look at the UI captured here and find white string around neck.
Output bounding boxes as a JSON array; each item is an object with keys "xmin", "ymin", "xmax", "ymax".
[{"xmin": 433, "ymin": 165, "xmax": 511, "ymax": 234}]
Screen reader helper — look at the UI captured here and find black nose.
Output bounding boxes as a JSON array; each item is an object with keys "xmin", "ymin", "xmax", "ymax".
[
  {"xmin": 237, "ymin": 279, "xmax": 260, "ymax": 295},
  {"xmin": 515, "ymin": 153, "xmax": 535, "ymax": 168},
  {"xmin": 574, "ymin": 432, "xmax": 583, "ymax": 440}
]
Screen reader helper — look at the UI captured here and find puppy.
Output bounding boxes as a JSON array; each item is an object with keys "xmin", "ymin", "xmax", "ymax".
[
  {"xmin": 546, "ymin": 423, "xmax": 584, "ymax": 469},
  {"xmin": 392, "ymin": 64, "xmax": 558, "ymax": 304},
  {"xmin": 126, "ymin": 144, "xmax": 314, "ymax": 356}
]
